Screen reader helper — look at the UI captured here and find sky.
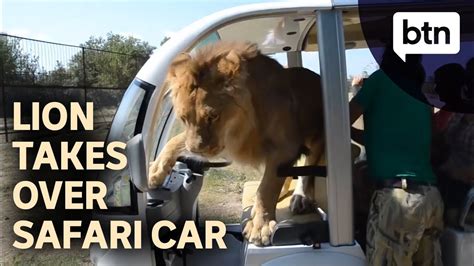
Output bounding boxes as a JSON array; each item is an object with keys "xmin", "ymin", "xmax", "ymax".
[{"xmin": 1, "ymin": 0, "xmax": 377, "ymax": 76}]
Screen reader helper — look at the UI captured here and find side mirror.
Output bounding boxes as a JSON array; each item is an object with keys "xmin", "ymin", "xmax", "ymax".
[{"xmin": 126, "ymin": 133, "xmax": 149, "ymax": 192}]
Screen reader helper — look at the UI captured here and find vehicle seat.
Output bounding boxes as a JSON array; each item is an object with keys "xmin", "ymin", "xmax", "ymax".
[
  {"xmin": 241, "ymin": 144, "xmax": 362, "ymax": 246},
  {"xmin": 242, "ymin": 180, "xmax": 328, "ymax": 246}
]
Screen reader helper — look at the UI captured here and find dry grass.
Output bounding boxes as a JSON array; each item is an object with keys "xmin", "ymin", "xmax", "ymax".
[
  {"xmin": 198, "ymin": 164, "xmax": 261, "ymax": 224},
  {"xmin": 0, "ymin": 143, "xmax": 89, "ymax": 265}
]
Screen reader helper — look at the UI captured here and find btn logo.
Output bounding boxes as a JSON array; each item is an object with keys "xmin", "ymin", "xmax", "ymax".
[{"xmin": 393, "ymin": 12, "xmax": 460, "ymax": 62}]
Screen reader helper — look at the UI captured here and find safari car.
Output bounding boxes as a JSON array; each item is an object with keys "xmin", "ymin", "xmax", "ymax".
[{"xmin": 91, "ymin": 1, "xmax": 473, "ymax": 265}]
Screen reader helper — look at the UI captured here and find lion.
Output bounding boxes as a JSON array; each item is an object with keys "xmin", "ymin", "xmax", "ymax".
[{"xmin": 148, "ymin": 41, "xmax": 325, "ymax": 246}]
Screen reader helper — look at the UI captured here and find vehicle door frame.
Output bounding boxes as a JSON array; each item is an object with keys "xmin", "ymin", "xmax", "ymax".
[{"xmin": 141, "ymin": 6, "xmax": 355, "ymax": 247}]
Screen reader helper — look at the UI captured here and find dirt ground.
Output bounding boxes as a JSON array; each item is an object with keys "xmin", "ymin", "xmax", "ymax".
[
  {"xmin": 0, "ymin": 146, "xmax": 90, "ymax": 265},
  {"xmin": 0, "ymin": 126, "xmax": 110, "ymax": 265},
  {"xmin": 198, "ymin": 164, "xmax": 262, "ymax": 224}
]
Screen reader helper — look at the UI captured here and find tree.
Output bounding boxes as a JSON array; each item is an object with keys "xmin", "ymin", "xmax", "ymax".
[
  {"xmin": 44, "ymin": 61, "xmax": 74, "ymax": 86},
  {"xmin": 0, "ymin": 35, "xmax": 40, "ymax": 85},
  {"xmin": 68, "ymin": 32, "xmax": 156, "ymax": 88}
]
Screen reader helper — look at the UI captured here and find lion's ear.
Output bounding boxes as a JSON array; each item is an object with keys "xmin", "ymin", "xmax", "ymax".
[
  {"xmin": 217, "ymin": 50, "xmax": 241, "ymax": 77},
  {"xmin": 168, "ymin": 53, "xmax": 192, "ymax": 78}
]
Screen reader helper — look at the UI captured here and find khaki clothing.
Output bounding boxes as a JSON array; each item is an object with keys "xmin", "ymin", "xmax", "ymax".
[{"xmin": 366, "ymin": 186, "xmax": 444, "ymax": 266}]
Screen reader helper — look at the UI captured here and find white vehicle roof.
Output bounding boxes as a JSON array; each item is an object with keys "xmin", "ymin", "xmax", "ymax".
[
  {"xmin": 137, "ymin": 1, "xmax": 336, "ymax": 86},
  {"xmin": 137, "ymin": 0, "xmax": 473, "ymax": 86}
]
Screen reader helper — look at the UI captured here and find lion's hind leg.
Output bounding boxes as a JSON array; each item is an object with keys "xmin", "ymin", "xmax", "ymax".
[{"xmin": 290, "ymin": 137, "xmax": 324, "ymax": 214}]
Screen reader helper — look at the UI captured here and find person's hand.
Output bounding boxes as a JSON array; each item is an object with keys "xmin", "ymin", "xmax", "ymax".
[{"xmin": 352, "ymin": 75, "xmax": 364, "ymax": 88}]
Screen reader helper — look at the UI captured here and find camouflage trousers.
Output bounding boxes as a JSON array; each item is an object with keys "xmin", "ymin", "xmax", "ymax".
[{"xmin": 366, "ymin": 185, "xmax": 444, "ymax": 266}]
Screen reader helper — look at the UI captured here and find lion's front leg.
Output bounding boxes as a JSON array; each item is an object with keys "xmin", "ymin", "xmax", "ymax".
[
  {"xmin": 243, "ymin": 162, "xmax": 285, "ymax": 246},
  {"xmin": 148, "ymin": 132, "xmax": 186, "ymax": 188}
]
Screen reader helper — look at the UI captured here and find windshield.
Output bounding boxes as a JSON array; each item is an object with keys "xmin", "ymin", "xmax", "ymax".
[{"xmin": 104, "ymin": 79, "xmax": 154, "ymax": 209}]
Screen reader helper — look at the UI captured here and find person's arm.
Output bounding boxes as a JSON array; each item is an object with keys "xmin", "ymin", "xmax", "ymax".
[
  {"xmin": 351, "ymin": 75, "xmax": 364, "ymax": 91},
  {"xmin": 351, "ymin": 127, "xmax": 365, "ymax": 146},
  {"xmin": 349, "ymin": 98, "xmax": 365, "ymax": 145},
  {"xmin": 348, "ymin": 71, "xmax": 379, "ymax": 146},
  {"xmin": 349, "ymin": 99, "xmax": 364, "ymax": 125}
]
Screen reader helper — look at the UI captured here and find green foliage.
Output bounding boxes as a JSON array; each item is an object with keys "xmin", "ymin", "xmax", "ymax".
[
  {"xmin": 1, "ymin": 33, "xmax": 155, "ymax": 88},
  {"xmin": 68, "ymin": 32, "xmax": 155, "ymax": 88},
  {"xmin": 45, "ymin": 61, "xmax": 74, "ymax": 86},
  {"xmin": 0, "ymin": 35, "xmax": 40, "ymax": 84}
]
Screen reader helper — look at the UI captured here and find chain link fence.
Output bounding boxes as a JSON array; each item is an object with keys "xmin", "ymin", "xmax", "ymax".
[{"xmin": 0, "ymin": 33, "xmax": 151, "ymax": 141}]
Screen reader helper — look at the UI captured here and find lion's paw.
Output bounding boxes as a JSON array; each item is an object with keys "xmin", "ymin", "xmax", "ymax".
[
  {"xmin": 148, "ymin": 155, "xmax": 176, "ymax": 188},
  {"xmin": 243, "ymin": 212, "xmax": 276, "ymax": 246},
  {"xmin": 290, "ymin": 194, "xmax": 315, "ymax": 214}
]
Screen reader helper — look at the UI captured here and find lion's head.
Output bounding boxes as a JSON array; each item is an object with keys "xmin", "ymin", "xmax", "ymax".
[{"xmin": 166, "ymin": 42, "xmax": 259, "ymax": 157}]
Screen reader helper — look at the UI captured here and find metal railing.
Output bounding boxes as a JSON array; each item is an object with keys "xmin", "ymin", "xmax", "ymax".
[{"xmin": 0, "ymin": 34, "xmax": 151, "ymax": 142}]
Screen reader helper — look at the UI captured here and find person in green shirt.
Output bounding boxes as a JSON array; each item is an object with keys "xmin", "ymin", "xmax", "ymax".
[{"xmin": 349, "ymin": 46, "xmax": 444, "ymax": 266}]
